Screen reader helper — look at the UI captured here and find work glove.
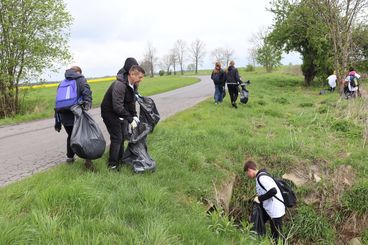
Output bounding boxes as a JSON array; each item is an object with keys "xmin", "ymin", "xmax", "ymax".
[
  {"xmin": 54, "ymin": 123, "xmax": 62, "ymax": 132},
  {"xmin": 253, "ymin": 196, "xmax": 260, "ymax": 204},
  {"xmin": 133, "ymin": 116, "xmax": 140, "ymax": 124},
  {"xmin": 130, "ymin": 120, "xmax": 138, "ymax": 129}
]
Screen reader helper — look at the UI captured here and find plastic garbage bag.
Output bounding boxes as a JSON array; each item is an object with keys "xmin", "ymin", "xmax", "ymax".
[
  {"xmin": 249, "ymin": 202, "xmax": 266, "ymax": 236},
  {"xmin": 70, "ymin": 105, "xmax": 106, "ymax": 160},
  {"xmin": 240, "ymin": 80, "xmax": 250, "ymax": 104},
  {"xmin": 122, "ymin": 95, "xmax": 160, "ymax": 173}
]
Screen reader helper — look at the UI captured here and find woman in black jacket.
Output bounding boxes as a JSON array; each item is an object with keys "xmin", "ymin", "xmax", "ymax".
[
  {"xmin": 225, "ymin": 60, "xmax": 242, "ymax": 108},
  {"xmin": 210, "ymin": 62, "xmax": 226, "ymax": 104}
]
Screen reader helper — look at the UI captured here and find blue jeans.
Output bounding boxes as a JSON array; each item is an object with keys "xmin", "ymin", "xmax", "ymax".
[{"xmin": 214, "ymin": 84, "xmax": 224, "ymax": 103}]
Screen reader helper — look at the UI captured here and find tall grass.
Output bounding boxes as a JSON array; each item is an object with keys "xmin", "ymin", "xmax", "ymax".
[{"xmin": 0, "ymin": 70, "xmax": 367, "ymax": 243}]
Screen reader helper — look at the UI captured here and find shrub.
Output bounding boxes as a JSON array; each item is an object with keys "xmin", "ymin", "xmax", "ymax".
[
  {"xmin": 245, "ymin": 64, "xmax": 255, "ymax": 72},
  {"xmin": 159, "ymin": 70, "xmax": 165, "ymax": 76}
]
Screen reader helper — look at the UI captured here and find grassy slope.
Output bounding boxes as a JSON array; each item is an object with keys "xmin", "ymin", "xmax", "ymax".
[
  {"xmin": 0, "ymin": 76, "xmax": 199, "ymax": 126},
  {"xmin": 0, "ymin": 69, "xmax": 367, "ymax": 244}
]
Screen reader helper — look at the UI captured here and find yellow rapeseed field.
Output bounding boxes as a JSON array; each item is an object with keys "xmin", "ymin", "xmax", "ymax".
[{"xmin": 20, "ymin": 76, "xmax": 115, "ymax": 89}]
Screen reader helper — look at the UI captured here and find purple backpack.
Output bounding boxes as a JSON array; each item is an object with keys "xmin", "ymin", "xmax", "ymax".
[{"xmin": 55, "ymin": 79, "xmax": 79, "ymax": 111}]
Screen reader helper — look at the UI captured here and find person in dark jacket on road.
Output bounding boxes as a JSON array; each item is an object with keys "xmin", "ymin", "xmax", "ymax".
[
  {"xmin": 225, "ymin": 60, "xmax": 242, "ymax": 108},
  {"xmin": 101, "ymin": 58, "xmax": 145, "ymax": 170},
  {"xmin": 210, "ymin": 62, "xmax": 226, "ymax": 104},
  {"xmin": 54, "ymin": 66, "xmax": 95, "ymax": 171}
]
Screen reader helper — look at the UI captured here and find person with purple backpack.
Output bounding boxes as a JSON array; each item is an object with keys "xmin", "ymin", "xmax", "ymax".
[{"xmin": 54, "ymin": 66, "xmax": 94, "ymax": 171}]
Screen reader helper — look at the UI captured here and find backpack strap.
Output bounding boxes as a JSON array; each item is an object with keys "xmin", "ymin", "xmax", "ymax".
[{"xmin": 256, "ymin": 172, "xmax": 285, "ymax": 206}]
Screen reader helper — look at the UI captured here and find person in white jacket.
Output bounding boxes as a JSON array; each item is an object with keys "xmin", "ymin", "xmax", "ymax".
[{"xmin": 244, "ymin": 160, "xmax": 285, "ymax": 243}]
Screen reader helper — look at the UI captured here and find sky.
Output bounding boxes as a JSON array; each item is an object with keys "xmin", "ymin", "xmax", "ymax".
[{"xmin": 44, "ymin": 0, "xmax": 301, "ymax": 81}]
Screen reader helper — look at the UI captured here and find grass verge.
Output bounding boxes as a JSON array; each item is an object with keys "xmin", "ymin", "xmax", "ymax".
[{"xmin": 0, "ymin": 70, "xmax": 367, "ymax": 244}]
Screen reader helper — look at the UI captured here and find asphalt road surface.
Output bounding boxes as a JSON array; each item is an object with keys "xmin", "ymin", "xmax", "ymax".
[{"xmin": 0, "ymin": 76, "xmax": 213, "ymax": 187}]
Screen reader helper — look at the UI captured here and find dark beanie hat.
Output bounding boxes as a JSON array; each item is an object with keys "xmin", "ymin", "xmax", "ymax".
[{"xmin": 117, "ymin": 57, "xmax": 139, "ymax": 75}]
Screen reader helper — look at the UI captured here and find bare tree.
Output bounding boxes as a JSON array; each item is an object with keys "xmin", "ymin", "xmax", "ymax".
[
  {"xmin": 248, "ymin": 28, "xmax": 268, "ymax": 67},
  {"xmin": 248, "ymin": 47, "xmax": 258, "ymax": 66},
  {"xmin": 189, "ymin": 39, "xmax": 206, "ymax": 74},
  {"xmin": 170, "ymin": 49, "xmax": 177, "ymax": 75},
  {"xmin": 223, "ymin": 48, "xmax": 235, "ymax": 67},
  {"xmin": 311, "ymin": 0, "xmax": 368, "ymax": 94},
  {"xmin": 160, "ymin": 54, "xmax": 172, "ymax": 75},
  {"xmin": 174, "ymin": 40, "xmax": 187, "ymax": 75},
  {"xmin": 212, "ymin": 48, "xmax": 226, "ymax": 67},
  {"xmin": 144, "ymin": 42, "xmax": 157, "ymax": 77}
]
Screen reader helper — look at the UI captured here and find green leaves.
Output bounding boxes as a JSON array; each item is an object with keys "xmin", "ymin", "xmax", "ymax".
[{"xmin": 0, "ymin": 0, "xmax": 72, "ymax": 117}]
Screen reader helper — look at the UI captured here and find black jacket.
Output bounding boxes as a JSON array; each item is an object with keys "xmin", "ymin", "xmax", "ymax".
[
  {"xmin": 226, "ymin": 66, "xmax": 242, "ymax": 85},
  {"xmin": 211, "ymin": 69, "xmax": 226, "ymax": 85},
  {"xmin": 55, "ymin": 69, "xmax": 92, "ymax": 126},
  {"xmin": 100, "ymin": 72, "xmax": 137, "ymax": 123}
]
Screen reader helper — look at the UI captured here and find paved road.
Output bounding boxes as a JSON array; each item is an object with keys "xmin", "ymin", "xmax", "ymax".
[{"xmin": 0, "ymin": 76, "xmax": 213, "ymax": 187}]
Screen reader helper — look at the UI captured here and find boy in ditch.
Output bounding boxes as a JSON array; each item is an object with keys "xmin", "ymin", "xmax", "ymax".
[{"xmin": 244, "ymin": 160, "xmax": 285, "ymax": 244}]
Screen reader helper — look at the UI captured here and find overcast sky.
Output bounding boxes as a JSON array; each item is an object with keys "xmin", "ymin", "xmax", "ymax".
[{"xmin": 44, "ymin": 0, "xmax": 301, "ymax": 81}]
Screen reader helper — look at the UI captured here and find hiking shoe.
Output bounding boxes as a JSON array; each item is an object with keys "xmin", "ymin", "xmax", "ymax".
[
  {"xmin": 66, "ymin": 157, "xmax": 75, "ymax": 163},
  {"xmin": 84, "ymin": 160, "xmax": 96, "ymax": 172}
]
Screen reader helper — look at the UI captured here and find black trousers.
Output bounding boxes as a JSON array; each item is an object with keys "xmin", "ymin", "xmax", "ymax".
[
  {"xmin": 227, "ymin": 84, "xmax": 238, "ymax": 103},
  {"xmin": 262, "ymin": 208, "xmax": 284, "ymax": 244},
  {"xmin": 102, "ymin": 115, "xmax": 129, "ymax": 166},
  {"xmin": 64, "ymin": 125, "xmax": 74, "ymax": 158}
]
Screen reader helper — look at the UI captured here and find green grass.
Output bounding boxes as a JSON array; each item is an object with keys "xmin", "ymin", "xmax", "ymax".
[
  {"xmin": 0, "ymin": 70, "xmax": 367, "ymax": 244},
  {"xmin": 0, "ymin": 76, "xmax": 199, "ymax": 126}
]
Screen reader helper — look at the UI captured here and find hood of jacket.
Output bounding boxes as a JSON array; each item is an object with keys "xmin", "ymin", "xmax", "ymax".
[
  {"xmin": 117, "ymin": 57, "xmax": 139, "ymax": 75},
  {"xmin": 65, "ymin": 69, "xmax": 83, "ymax": 80}
]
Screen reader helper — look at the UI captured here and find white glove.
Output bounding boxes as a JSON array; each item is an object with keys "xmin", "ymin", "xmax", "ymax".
[
  {"xmin": 130, "ymin": 120, "xmax": 138, "ymax": 129},
  {"xmin": 254, "ymin": 196, "xmax": 260, "ymax": 204},
  {"xmin": 133, "ymin": 116, "xmax": 140, "ymax": 123}
]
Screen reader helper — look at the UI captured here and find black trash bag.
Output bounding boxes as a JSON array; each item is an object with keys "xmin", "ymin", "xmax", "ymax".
[
  {"xmin": 70, "ymin": 105, "xmax": 106, "ymax": 160},
  {"xmin": 240, "ymin": 80, "xmax": 250, "ymax": 104},
  {"xmin": 249, "ymin": 202, "xmax": 266, "ymax": 236},
  {"xmin": 122, "ymin": 95, "xmax": 160, "ymax": 173}
]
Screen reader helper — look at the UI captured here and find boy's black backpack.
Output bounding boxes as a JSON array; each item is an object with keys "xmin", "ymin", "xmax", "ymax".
[{"xmin": 257, "ymin": 172, "xmax": 297, "ymax": 208}]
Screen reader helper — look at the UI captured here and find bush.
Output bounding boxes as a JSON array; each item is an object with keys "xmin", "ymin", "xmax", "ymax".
[
  {"xmin": 245, "ymin": 64, "xmax": 255, "ymax": 72},
  {"xmin": 159, "ymin": 70, "xmax": 165, "ymax": 76}
]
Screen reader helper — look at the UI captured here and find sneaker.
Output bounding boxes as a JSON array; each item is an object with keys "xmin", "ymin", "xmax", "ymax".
[
  {"xmin": 108, "ymin": 164, "xmax": 119, "ymax": 171},
  {"xmin": 84, "ymin": 160, "xmax": 96, "ymax": 172},
  {"xmin": 232, "ymin": 102, "xmax": 238, "ymax": 109},
  {"xmin": 66, "ymin": 157, "xmax": 75, "ymax": 163}
]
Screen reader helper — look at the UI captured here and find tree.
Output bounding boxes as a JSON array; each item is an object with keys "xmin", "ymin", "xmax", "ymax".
[
  {"xmin": 211, "ymin": 48, "xmax": 235, "ymax": 68},
  {"xmin": 143, "ymin": 42, "xmax": 157, "ymax": 77},
  {"xmin": 211, "ymin": 48, "xmax": 226, "ymax": 67},
  {"xmin": 159, "ymin": 54, "xmax": 172, "ymax": 75},
  {"xmin": 174, "ymin": 40, "xmax": 186, "ymax": 75},
  {"xmin": 310, "ymin": 0, "xmax": 368, "ymax": 93},
  {"xmin": 189, "ymin": 39, "xmax": 206, "ymax": 74},
  {"xmin": 170, "ymin": 48, "xmax": 177, "ymax": 75},
  {"xmin": 351, "ymin": 24, "xmax": 368, "ymax": 70},
  {"xmin": 256, "ymin": 38, "xmax": 282, "ymax": 72},
  {"xmin": 0, "ymin": 0, "xmax": 72, "ymax": 118},
  {"xmin": 268, "ymin": 0, "xmax": 333, "ymax": 85},
  {"xmin": 223, "ymin": 48, "xmax": 235, "ymax": 68}
]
